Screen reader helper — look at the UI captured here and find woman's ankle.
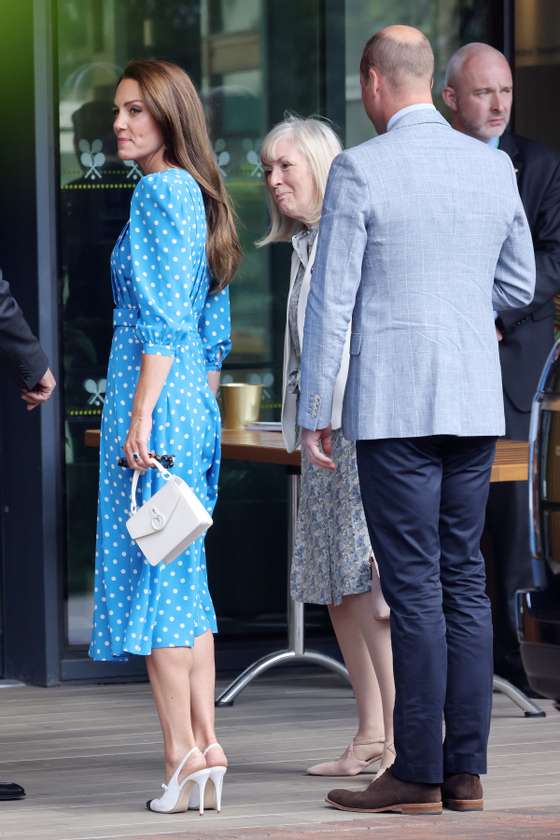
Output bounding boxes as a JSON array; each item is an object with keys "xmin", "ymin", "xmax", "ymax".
[
  {"xmin": 164, "ymin": 743, "xmax": 202, "ymax": 778},
  {"xmin": 353, "ymin": 731, "xmax": 384, "ymax": 746},
  {"xmin": 205, "ymin": 742, "xmax": 228, "ymax": 768}
]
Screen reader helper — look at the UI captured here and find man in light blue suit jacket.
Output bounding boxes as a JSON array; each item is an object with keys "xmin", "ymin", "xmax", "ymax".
[{"xmin": 298, "ymin": 26, "xmax": 535, "ymax": 815}]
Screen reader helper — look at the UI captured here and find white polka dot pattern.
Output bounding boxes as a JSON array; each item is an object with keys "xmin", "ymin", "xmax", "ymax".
[{"xmin": 89, "ymin": 169, "xmax": 231, "ymax": 662}]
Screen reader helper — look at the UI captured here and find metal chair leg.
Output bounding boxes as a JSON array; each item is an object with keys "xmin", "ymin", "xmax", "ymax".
[
  {"xmin": 215, "ymin": 649, "xmax": 350, "ymax": 707},
  {"xmin": 493, "ymin": 674, "xmax": 546, "ymax": 717}
]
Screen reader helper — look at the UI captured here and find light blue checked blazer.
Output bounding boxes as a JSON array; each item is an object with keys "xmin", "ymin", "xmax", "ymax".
[{"xmin": 298, "ymin": 108, "xmax": 536, "ymax": 440}]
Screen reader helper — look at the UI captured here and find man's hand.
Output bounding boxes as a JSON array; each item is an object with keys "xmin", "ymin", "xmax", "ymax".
[
  {"xmin": 20, "ymin": 368, "xmax": 56, "ymax": 411},
  {"xmin": 301, "ymin": 426, "xmax": 336, "ymax": 470},
  {"xmin": 496, "ymin": 325, "xmax": 503, "ymax": 342}
]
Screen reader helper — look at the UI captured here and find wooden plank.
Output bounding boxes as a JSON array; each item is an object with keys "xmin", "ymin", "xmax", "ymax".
[
  {"xmin": 85, "ymin": 428, "xmax": 529, "ymax": 482},
  {"xmin": 0, "ymin": 679, "xmax": 558, "ymax": 839}
]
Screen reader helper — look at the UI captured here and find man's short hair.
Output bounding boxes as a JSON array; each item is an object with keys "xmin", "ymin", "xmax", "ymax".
[
  {"xmin": 445, "ymin": 43, "xmax": 508, "ymax": 87},
  {"xmin": 360, "ymin": 30, "xmax": 434, "ymax": 88}
]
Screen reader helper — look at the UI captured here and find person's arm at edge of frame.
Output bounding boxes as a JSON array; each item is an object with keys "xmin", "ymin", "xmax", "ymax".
[{"xmin": 0, "ymin": 269, "xmax": 56, "ymax": 410}]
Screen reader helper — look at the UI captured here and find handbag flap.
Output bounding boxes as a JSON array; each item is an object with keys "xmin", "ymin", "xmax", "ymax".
[{"xmin": 126, "ymin": 480, "xmax": 181, "ymax": 540}]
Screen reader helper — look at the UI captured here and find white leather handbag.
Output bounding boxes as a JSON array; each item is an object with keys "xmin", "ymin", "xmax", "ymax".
[{"xmin": 126, "ymin": 460, "xmax": 213, "ymax": 566}]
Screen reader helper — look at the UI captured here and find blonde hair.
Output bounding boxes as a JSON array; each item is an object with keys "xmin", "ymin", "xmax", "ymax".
[
  {"xmin": 256, "ymin": 115, "xmax": 342, "ymax": 247},
  {"xmin": 121, "ymin": 59, "xmax": 241, "ymax": 290}
]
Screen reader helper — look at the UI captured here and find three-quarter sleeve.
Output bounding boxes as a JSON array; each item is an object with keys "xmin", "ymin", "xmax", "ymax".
[
  {"xmin": 129, "ymin": 174, "xmax": 205, "ymax": 357},
  {"xmin": 198, "ymin": 286, "xmax": 232, "ymax": 371}
]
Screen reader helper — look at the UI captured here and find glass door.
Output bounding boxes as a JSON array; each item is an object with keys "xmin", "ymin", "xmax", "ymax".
[
  {"xmin": 56, "ymin": 0, "xmax": 324, "ymax": 667},
  {"xmin": 515, "ymin": 0, "xmax": 560, "ymax": 151},
  {"xmin": 514, "ymin": 0, "xmax": 560, "ymax": 331},
  {"xmin": 344, "ymin": 0, "xmax": 502, "ymax": 147}
]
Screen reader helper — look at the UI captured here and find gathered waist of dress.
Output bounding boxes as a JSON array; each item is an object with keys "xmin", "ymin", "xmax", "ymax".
[{"xmin": 112, "ymin": 306, "xmax": 201, "ymax": 349}]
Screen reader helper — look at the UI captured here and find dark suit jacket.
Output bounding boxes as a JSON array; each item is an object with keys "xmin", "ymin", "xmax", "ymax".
[
  {"xmin": 497, "ymin": 133, "xmax": 560, "ymax": 438},
  {"xmin": 0, "ymin": 269, "xmax": 48, "ymax": 390}
]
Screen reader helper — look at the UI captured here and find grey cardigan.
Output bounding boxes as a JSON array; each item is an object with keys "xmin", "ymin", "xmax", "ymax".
[{"xmin": 281, "ymin": 232, "xmax": 350, "ymax": 452}]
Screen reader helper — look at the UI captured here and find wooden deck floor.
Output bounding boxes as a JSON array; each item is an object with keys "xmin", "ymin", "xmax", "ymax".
[{"xmin": 0, "ymin": 672, "xmax": 559, "ymax": 840}]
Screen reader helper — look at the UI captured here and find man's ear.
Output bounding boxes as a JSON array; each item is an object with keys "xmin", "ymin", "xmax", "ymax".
[
  {"xmin": 442, "ymin": 85, "xmax": 457, "ymax": 112},
  {"xmin": 367, "ymin": 65, "xmax": 382, "ymax": 95}
]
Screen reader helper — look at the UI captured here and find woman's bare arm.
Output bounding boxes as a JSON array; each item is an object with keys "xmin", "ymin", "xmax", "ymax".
[{"xmin": 123, "ymin": 354, "xmax": 173, "ymax": 469}]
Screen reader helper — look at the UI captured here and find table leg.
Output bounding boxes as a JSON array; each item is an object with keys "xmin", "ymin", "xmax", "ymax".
[
  {"xmin": 492, "ymin": 675, "xmax": 545, "ymax": 717},
  {"xmin": 215, "ymin": 469, "xmax": 350, "ymax": 707}
]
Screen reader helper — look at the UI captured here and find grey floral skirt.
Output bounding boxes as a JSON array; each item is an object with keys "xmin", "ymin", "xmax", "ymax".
[{"xmin": 290, "ymin": 428, "xmax": 372, "ymax": 606}]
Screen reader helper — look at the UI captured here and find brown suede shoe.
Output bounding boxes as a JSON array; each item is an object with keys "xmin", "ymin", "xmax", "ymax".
[
  {"xmin": 326, "ymin": 768, "xmax": 442, "ymax": 815},
  {"xmin": 443, "ymin": 773, "xmax": 484, "ymax": 811}
]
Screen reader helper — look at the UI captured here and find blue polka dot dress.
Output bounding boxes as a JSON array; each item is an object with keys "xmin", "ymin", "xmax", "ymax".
[{"xmin": 89, "ymin": 168, "xmax": 231, "ymax": 661}]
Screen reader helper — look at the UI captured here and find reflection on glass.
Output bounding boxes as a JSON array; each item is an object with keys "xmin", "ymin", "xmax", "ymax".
[
  {"xmin": 543, "ymin": 412, "xmax": 560, "ymax": 503},
  {"xmin": 57, "ymin": 0, "xmax": 277, "ymax": 647},
  {"xmin": 515, "ymin": 0, "xmax": 560, "ymax": 151},
  {"xmin": 58, "ymin": 13, "xmax": 130, "ymax": 644},
  {"xmin": 345, "ymin": 0, "xmax": 496, "ymax": 147}
]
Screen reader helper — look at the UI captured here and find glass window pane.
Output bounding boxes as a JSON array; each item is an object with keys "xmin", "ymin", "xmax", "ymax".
[
  {"xmin": 345, "ymin": 0, "xmax": 499, "ymax": 147},
  {"xmin": 515, "ymin": 0, "xmax": 560, "ymax": 151},
  {"xmin": 56, "ymin": 0, "xmax": 321, "ymax": 652}
]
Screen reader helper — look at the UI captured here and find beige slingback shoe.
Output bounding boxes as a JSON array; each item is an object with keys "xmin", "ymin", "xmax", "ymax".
[{"xmin": 307, "ymin": 739, "xmax": 385, "ymax": 776}]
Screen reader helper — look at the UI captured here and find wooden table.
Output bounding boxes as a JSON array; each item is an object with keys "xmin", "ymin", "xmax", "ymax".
[
  {"xmin": 220, "ymin": 431, "xmax": 530, "ymax": 481},
  {"xmin": 85, "ymin": 428, "xmax": 530, "ymax": 482},
  {"xmin": 85, "ymin": 429, "xmax": 544, "ymax": 715}
]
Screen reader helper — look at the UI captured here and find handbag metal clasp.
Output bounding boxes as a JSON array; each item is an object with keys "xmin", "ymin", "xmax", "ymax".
[{"xmin": 151, "ymin": 506, "xmax": 166, "ymax": 531}]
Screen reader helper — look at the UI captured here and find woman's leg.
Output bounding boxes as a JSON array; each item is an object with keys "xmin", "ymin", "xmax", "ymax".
[
  {"xmin": 146, "ymin": 646, "xmax": 205, "ymax": 781},
  {"xmin": 189, "ymin": 630, "xmax": 227, "ymax": 767},
  {"xmin": 329, "ymin": 591, "xmax": 395, "ymax": 751}
]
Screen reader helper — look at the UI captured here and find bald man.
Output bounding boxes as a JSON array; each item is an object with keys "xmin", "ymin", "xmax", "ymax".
[
  {"xmin": 299, "ymin": 25, "xmax": 535, "ymax": 815},
  {"xmin": 444, "ymin": 44, "xmax": 560, "ymax": 694}
]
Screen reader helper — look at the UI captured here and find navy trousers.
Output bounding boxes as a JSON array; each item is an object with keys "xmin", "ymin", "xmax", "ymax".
[{"xmin": 356, "ymin": 435, "xmax": 495, "ymax": 785}]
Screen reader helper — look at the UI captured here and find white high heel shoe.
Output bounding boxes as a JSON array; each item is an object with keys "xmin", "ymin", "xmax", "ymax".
[
  {"xmin": 146, "ymin": 746, "xmax": 210, "ymax": 814},
  {"xmin": 188, "ymin": 743, "xmax": 227, "ymax": 812}
]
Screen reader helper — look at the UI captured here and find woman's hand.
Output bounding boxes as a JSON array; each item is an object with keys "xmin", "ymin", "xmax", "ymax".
[{"xmin": 124, "ymin": 411, "xmax": 154, "ymax": 470}]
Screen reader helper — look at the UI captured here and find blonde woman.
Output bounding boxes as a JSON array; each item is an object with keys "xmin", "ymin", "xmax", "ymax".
[
  {"xmin": 89, "ymin": 59, "xmax": 240, "ymax": 814},
  {"xmin": 258, "ymin": 116, "xmax": 395, "ymax": 777}
]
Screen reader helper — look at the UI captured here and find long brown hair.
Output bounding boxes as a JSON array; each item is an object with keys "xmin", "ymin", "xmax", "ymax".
[{"xmin": 120, "ymin": 59, "xmax": 241, "ymax": 290}]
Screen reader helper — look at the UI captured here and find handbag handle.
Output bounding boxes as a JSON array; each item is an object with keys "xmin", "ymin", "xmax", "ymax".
[{"xmin": 130, "ymin": 459, "xmax": 171, "ymax": 515}]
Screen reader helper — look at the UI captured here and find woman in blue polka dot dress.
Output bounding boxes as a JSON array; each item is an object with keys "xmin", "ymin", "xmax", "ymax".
[{"xmin": 89, "ymin": 59, "xmax": 240, "ymax": 814}]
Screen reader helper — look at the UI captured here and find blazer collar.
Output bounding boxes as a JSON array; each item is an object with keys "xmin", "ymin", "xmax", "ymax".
[
  {"xmin": 498, "ymin": 132, "xmax": 522, "ymax": 178},
  {"xmin": 388, "ymin": 107, "xmax": 450, "ymax": 132},
  {"xmin": 498, "ymin": 132, "xmax": 520, "ymax": 162}
]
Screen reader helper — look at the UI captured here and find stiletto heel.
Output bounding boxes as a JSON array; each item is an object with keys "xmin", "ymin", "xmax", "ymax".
[
  {"xmin": 188, "ymin": 742, "xmax": 228, "ymax": 812},
  {"xmin": 146, "ymin": 747, "xmax": 210, "ymax": 814},
  {"xmin": 206, "ymin": 766, "xmax": 227, "ymax": 812}
]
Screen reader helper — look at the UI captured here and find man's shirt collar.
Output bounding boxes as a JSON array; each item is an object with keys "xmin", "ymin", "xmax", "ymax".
[{"xmin": 387, "ymin": 103, "xmax": 436, "ymax": 132}]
